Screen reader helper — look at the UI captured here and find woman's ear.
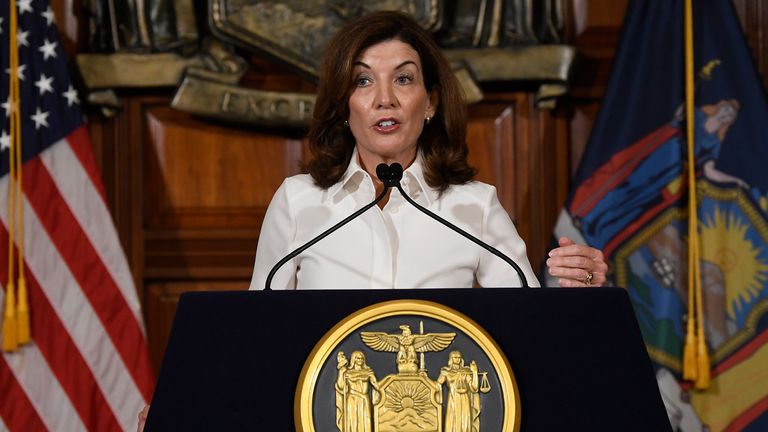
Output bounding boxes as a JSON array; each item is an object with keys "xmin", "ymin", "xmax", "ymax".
[{"xmin": 427, "ymin": 86, "xmax": 440, "ymax": 118}]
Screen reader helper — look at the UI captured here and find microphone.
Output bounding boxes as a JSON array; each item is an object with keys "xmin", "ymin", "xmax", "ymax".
[
  {"xmin": 386, "ymin": 163, "xmax": 530, "ymax": 288},
  {"xmin": 264, "ymin": 163, "xmax": 396, "ymax": 290}
]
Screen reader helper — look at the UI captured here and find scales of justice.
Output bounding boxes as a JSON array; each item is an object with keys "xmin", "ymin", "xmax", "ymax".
[{"xmin": 334, "ymin": 322, "xmax": 492, "ymax": 432}]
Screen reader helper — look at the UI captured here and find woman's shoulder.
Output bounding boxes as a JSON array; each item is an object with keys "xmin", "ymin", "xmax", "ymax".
[
  {"xmin": 441, "ymin": 180, "xmax": 498, "ymax": 203},
  {"xmin": 265, "ymin": 173, "xmax": 329, "ymax": 214},
  {"xmin": 278, "ymin": 173, "xmax": 326, "ymax": 198},
  {"xmin": 281, "ymin": 172, "xmax": 318, "ymax": 189}
]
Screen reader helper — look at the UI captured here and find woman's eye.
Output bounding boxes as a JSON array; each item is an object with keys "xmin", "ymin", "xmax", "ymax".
[
  {"xmin": 396, "ymin": 74, "xmax": 413, "ymax": 84},
  {"xmin": 355, "ymin": 76, "xmax": 372, "ymax": 87}
]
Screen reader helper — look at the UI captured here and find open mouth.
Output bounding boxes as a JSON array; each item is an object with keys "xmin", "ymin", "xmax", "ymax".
[{"xmin": 375, "ymin": 118, "xmax": 400, "ymax": 132}]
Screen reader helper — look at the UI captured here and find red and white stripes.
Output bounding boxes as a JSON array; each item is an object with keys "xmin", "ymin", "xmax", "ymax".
[{"xmin": 0, "ymin": 127, "xmax": 153, "ymax": 431}]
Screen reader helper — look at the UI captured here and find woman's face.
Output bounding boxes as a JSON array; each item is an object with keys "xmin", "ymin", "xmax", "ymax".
[{"xmin": 347, "ymin": 39, "xmax": 438, "ymax": 172}]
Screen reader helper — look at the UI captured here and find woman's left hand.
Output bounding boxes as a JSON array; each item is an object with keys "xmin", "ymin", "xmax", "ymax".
[{"xmin": 546, "ymin": 237, "xmax": 608, "ymax": 287}]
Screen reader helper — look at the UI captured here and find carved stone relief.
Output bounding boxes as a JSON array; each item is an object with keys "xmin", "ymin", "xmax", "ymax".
[{"xmin": 78, "ymin": 0, "xmax": 573, "ymax": 123}]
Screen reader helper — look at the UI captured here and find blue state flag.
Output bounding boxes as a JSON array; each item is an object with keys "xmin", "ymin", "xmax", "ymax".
[{"xmin": 553, "ymin": 1, "xmax": 768, "ymax": 430}]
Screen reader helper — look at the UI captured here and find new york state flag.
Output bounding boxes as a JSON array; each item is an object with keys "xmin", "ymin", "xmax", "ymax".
[{"xmin": 553, "ymin": 1, "xmax": 768, "ymax": 430}]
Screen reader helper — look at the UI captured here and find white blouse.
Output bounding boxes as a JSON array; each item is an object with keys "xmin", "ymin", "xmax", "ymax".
[{"xmin": 249, "ymin": 153, "xmax": 540, "ymax": 290}]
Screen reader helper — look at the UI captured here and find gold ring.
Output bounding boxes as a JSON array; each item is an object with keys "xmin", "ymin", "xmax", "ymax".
[{"xmin": 584, "ymin": 271, "xmax": 594, "ymax": 286}]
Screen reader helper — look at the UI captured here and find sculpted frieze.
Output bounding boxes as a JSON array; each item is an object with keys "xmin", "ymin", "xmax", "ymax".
[{"xmin": 78, "ymin": 0, "xmax": 572, "ymax": 124}]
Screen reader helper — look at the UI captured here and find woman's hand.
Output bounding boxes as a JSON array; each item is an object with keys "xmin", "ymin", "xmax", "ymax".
[
  {"xmin": 137, "ymin": 405, "xmax": 149, "ymax": 432},
  {"xmin": 546, "ymin": 237, "xmax": 608, "ymax": 287}
]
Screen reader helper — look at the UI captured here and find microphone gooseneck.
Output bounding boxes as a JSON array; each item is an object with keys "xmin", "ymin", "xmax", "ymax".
[
  {"xmin": 264, "ymin": 163, "xmax": 395, "ymax": 290},
  {"xmin": 388, "ymin": 163, "xmax": 530, "ymax": 288}
]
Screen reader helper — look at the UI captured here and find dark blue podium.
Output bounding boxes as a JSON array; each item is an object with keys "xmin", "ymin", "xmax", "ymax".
[{"xmin": 145, "ymin": 288, "xmax": 671, "ymax": 431}]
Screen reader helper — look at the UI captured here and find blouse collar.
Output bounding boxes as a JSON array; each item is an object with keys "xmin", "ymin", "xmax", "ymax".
[{"xmin": 326, "ymin": 147, "xmax": 438, "ymax": 206}]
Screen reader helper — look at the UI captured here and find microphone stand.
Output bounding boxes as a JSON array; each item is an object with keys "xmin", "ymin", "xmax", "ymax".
[
  {"xmin": 388, "ymin": 163, "xmax": 530, "ymax": 288},
  {"xmin": 264, "ymin": 164, "xmax": 396, "ymax": 290},
  {"xmin": 263, "ymin": 162, "xmax": 529, "ymax": 289}
]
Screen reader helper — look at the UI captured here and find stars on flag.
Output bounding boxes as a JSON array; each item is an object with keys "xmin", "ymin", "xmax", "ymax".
[
  {"xmin": 15, "ymin": 64, "xmax": 26, "ymax": 82},
  {"xmin": 5, "ymin": 64, "xmax": 26, "ymax": 81},
  {"xmin": 2, "ymin": 97, "xmax": 15, "ymax": 118},
  {"xmin": 41, "ymin": 5, "xmax": 54, "ymax": 26},
  {"xmin": 2, "ymin": 0, "xmax": 82, "ymax": 144},
  {"xmin": 0, "ymin": 130, "xmax": 10, "ymax": 151},
  {"xmin": 63, "ymin": 84, "xmax": 79, "ymax": 106},
  {"xmin": 39, "ymin": 38, "xmax": 58, "ymax": 60},
  {"xmin": 34, "ymin": 74, "xmax": 54, "ymax": 95},
  {"xmin": 17, "ymin": 0, "xmax": 34, "ymax": 15},
  {"xmin": 31, "ymin": 107, "xmax": 50, "ymax": 129},
  {"xmin": 17, "ymin": 29, "xmax": 30, "ymax": 47}
]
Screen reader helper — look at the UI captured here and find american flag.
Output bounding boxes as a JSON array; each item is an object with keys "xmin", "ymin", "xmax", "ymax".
[{"xmin": 0, "ymin": 0, "xmax": 154, "ymax": 430}]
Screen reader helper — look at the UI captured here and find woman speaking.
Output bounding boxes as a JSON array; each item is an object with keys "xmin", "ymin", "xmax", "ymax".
[{"xmin": 248, "ymin": 11, "xmax": 607, "ymax": 290}]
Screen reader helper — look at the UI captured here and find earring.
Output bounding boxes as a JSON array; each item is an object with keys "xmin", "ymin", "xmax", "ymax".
[
  {"xmin": 343, "ymin": 120, "xmax": 349, "ymax": 127},
  {"xmin": 425, "ymin": 116, "xmax": 432, "ymax": 124}
]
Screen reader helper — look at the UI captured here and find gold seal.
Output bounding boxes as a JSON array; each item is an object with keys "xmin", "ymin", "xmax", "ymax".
[{"xmin": 295, "ymin": 299, "xmax": 521, "ymax": 431}]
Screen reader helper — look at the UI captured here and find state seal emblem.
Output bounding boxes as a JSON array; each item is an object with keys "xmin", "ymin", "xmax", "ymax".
[{"xmin": 295, "ymin": 300, "xmax": 520, "ymax": 431}]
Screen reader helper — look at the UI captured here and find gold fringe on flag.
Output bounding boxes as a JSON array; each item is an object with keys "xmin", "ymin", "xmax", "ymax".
[
  {"xmin": 2, "ymin": 0, "xmax": 20, "ymax": 352},
  {"xmin": 13, "ymin": 44, "xmax": 28, "ymax": 345},
  {"xmin": 682, "ymin": 278, "xmax": 697, "ymax": 380},
  {"xmin": 694, "ymin": 249, "xmax": 710, "ymax": 388},
  {"xmin": 681, "ymin": 0, "xmax": 710, "ymax": 388},
  {"xmin": 2, "ymin": 0, "xmax": 30, "ymax": 352},
  {"xmin": 16, "ymin": 282, "xmax": 29, "ymax": 344},
  {"xmin": 2, "ymin": 282, "xmax": 17, "ymax": 351}
]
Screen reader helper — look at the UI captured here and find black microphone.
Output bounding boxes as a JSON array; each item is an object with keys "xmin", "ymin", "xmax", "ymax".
[
  {"xmin": 387, "ymin": 163, "xmax": 530, "ymax": 288},
  {"xmin": 264, "ymin": 163, "xmax": 395, "ymax": 290}
]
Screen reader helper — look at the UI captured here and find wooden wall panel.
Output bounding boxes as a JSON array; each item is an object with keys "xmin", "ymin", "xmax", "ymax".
[
  {"xmin": 140, "ymin": 104, "xmax": 308, "ymax": 281},
  {"xmin": 88, "ymin": 97, "xmax": 152, "ymax": 298},
  {"xmin": 143, "ymin": 106, "xmax": 304, "ymax": 228},
  {"xmin": 733, "ymin": 0, "xmax": 768, "ymax": 89},
  {"xmin": 467, "ymin": 94, "xmax": 570, "ymax": 272},
  {"xmin": 467, "ymin": 104, "xmax": 516, "ymax": 213}
]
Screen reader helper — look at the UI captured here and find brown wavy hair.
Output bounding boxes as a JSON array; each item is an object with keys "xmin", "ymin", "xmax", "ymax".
[{"xmin": 304, "ymin": 11, "xmax": 476, "ymax": 192}]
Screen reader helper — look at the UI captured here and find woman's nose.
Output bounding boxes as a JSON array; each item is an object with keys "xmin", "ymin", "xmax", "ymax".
[{"xmin": 376, "ymin": 85, "xmax": 397, "ymax": 108}]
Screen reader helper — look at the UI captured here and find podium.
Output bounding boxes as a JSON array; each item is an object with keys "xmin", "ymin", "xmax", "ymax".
[{"xmin": 145, "ymin": 288, "xmax": 672, "ymax": 431}]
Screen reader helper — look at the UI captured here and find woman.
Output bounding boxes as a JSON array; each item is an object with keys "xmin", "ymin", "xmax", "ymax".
[
  {"xmin": 249, "ymin": 11, "xmax": 606, "ymax": 289},
  {"xmin": 137, "ymin": 11, "xmax": 608, "ymax": 432}
]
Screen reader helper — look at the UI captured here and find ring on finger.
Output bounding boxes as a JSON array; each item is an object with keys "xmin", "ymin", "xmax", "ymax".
[{"xmin": 584, "ymin": 271, "xmax": 594, "ymax": 286}]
